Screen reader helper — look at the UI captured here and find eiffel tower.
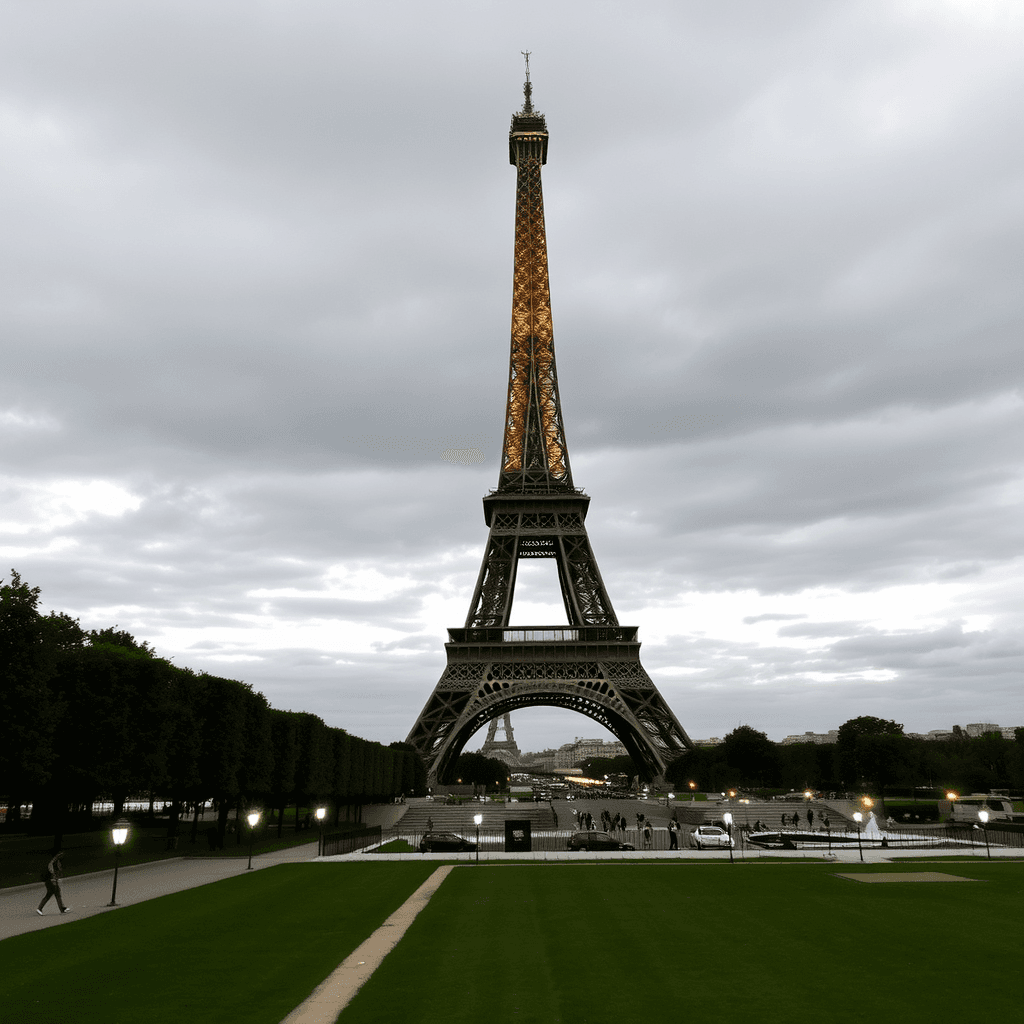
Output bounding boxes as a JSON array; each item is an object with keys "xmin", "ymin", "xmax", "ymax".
[
  {"xmin": 479, "ymin": 713, "xmax": 523, "ymax": 768},
  {"xmin": 406, "ymin": 59, "xmax": 693, "ymax": 784}
]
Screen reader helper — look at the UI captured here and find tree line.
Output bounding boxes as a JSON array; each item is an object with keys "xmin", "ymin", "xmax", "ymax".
[
  {"xmin": 666, "ymin": 718, "xmax": 1024, "ymax": 795},
  {"xmin": 0, "ymin": 572, "xmax": 427, "ymax": 846}
]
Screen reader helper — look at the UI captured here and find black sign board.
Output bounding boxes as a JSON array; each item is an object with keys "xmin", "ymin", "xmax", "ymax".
[{"xmin": 504, "ymin": 819, "xmax": 532, "ymax": 852}]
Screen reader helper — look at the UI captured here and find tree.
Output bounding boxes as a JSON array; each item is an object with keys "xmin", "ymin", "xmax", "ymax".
[
  {"xmin": 579, "ymin": 755, "xmax": 638, "ymax": 780},
  {"xmin": 722, "ymin": 726, "xmax": 780, "ymax": 787},
  {"xmin": 0, "ymin": 573, "xmax": 68, "ymax": 812},
  {"xmin": 836, "ymin": 716, "xmax": 904, "ymax": 787},
  {"xmin": 197, "ymin": 675, "xmax": 248, "ymax": 847},
  {"xmin": 451, "ymin": 752, "xmax": 508, "ymax": 788},
  {"xmin": 295, "ymin": 713, "xmax": 334, "ymax": 821},
  {"xmin": 270, "ymin": 711, "xmax": 300, "ymax": 835}
]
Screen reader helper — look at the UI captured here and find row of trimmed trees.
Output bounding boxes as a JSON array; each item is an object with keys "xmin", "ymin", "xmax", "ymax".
[
  {"xmin": 1, "ymin": 573, "xmax": 426, "ymax": 846},
  {"xmin": 666, "ymin": 718, "xmax": 1024, "ymax": 794}
]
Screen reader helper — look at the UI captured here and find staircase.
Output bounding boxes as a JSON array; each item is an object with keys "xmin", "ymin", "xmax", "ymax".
[
  {"xmin": 395, "ymin": 798, "xmax": 557, "ymax": 834},
  {"xmin": 713, "ymin": 800, "xmax": 855, "ymax": 832}
]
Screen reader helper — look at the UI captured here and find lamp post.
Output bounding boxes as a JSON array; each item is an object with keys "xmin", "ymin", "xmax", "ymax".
[
  {"xmin": 473, "ymin": 813, "xmax": 483, "ymax": 863},
  {"xmin": 853, "ymin": 812, "xmax": 864, "ymax": 862},
  {"xmin": 316, "ymin": 806, "xmax": 326, "ymax": 858},
  {"xmin": 246, "ymin": 810, "xmax": 260, "ymax": 870},
  {"xmin": 688, "ymin": 781, "xmax": 696, "ymax": 802},
  {"xmin": 107, "ymin": 818, "xmax": 130, "ymax": 906},
  {"xmin": 978, "ymin": 810, "xmax": 991, "ymax": 860},
  {"xmin": 723, "ymin": 812, "xmax": 734, "ymax": 864}
]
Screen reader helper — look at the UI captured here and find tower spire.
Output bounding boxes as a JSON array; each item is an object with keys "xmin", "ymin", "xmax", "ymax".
[{"xmin": 521, "ymin": 50, "xmax": 533, "ymax": 113}]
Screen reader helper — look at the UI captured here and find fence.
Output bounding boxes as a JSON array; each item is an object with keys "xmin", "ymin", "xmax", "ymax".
[
  {"xmin": 322, "ymin": 826, "xmax": 382, "ymax": 857},
  {"xmin": 376, "ymin": 826, "xmax": 691, "ymax": 853}
]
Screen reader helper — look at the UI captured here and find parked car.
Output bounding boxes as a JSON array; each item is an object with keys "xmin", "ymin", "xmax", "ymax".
[
  {"xmin": 567, "ymin": 831, "xmax": 636, "ymax": 852},
  {"xmin": 419, "ymin": 831, "xmax": 477, "ymax": 853},
  {"xmin": 690, "ymin": 825, "xmax": 734, "ymax": 849}
]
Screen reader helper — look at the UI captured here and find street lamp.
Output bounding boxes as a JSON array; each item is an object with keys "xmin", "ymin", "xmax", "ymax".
[
  {"xmin": 316, "ymin": 806, "xmax": 326, "ymax": 858},
  {"xmin": 246, "ymin": 810, "xmax": 261, "ymax": 870},
  {"xmin": 853, "ymin": 812, "xmax": 864, "ymax": 862},
  {"xmin": 107, "ymin": 818, "xmax": 130, "ymax": 907},
  {"xmin": 473, "ymin": 813, "xmax": 483, "ymax": 863},
  {"xmin": 723, "ymin": 812, "xmax": 734, "ymax": 864},
  {"xmin": 978, "ymin": 810, "xmax": 991, "ymax": 860},
  {"xmin": 688, "ymin": 781, "xmax": 697, "ymax": 801}
]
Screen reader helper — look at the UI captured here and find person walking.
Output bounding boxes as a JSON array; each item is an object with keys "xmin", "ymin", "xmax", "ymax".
[
  {"xmin": 37, "ymin": 852, "xmax": 71, "ymax": 915},
  {"xmin": 807, "ymin": 808, "xmax": 814, "ymax": 829},
  {"xmin": 669, "ymin": 818, "xmax": 679, "ymax": 850},
  {"xmin": 643, "ymin": 823, "xmax": 653, "ymax": 849}
]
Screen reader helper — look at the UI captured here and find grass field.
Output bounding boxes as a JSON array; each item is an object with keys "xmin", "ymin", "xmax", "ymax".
[
  {"xmin": 341, "ymin": 861, "xmax": 1023, "ymax": 1024},
  {"xmin": 0, "ymin": 862, "xmax": 435, "ymax": 1024},
  {"xmin": 1, "ymin": 860, "xmax": 1020, "ymax": 1024}
]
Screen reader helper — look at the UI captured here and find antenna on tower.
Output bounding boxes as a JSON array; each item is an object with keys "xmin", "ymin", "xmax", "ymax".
[{"xmin": 521, "ymin": 50, "xmax": 533, "ymax": 113}]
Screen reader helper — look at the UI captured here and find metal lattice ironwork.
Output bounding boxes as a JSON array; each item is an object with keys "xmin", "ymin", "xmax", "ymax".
[{"xmin": 405, "ymin": 70, "xmax": 693, "ymax": 783}]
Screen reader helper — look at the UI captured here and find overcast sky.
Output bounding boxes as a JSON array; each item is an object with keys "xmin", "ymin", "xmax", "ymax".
[{"xmin": 3, "ymin": 0, "xmax": 1022, "ymax": 754}]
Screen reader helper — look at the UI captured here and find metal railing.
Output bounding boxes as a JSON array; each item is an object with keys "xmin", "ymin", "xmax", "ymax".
[
  {"xmin": 322, "ymin": 826, "xmax": 382, "ymax": 857},
  {"xmin": 376, "ymin": 826, "xmax": 689, "ymax": 853}
]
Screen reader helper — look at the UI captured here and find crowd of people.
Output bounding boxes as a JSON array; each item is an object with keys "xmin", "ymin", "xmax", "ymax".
[{"xmin": 572, "ymin": 807, "xmax": 672, "ymax": 849}]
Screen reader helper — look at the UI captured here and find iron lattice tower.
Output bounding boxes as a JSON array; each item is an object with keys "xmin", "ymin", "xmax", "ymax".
[
  {"xmin": 406, "ymin": 64, "xmax": 693, "ymax": 783},
  {"xmin": 479, "ymin": 712, "xmax": 523, "ymax": 768}
]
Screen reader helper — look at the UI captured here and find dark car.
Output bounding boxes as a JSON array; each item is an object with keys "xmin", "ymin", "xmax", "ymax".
[
  {"xmin": 567, "ymin": 830, "xmax": 636, "ymax": 852},
  {"xmin": 419, "ymin": 831, "xmax": 478, "ymax": 853}
]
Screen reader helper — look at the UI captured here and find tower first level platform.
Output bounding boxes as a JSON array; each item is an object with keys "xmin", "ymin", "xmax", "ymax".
[{"xmin": 407, "ymin": 625, "xmax": 692, "ymax": 784}]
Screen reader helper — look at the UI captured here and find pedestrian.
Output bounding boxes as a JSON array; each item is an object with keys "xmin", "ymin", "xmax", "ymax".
[
  {"xmin": 37, "ymin": 851, "xmax": 71, "ymax": 915},
  {"xmin": 643, "ymin": 823, "xmax": 653, "ymax": 849},
  {"xmin": 807, "ymin": 808, "xmax": 814, "ymax": 829},
  {"xmin": 426, "ymin": 815, "xmax": 433, "ymax": 832},
  {"xmin": 669, "ymin": 819, "xmax": 679, "ymax": 850}
]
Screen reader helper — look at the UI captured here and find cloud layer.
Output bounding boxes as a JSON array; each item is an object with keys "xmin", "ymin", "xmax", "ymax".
[{"xmin": 2, "ymin": 1, "xmax": 1022, "ymax": 751}]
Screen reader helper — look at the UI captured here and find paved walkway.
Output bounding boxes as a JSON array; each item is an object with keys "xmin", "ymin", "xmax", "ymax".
[
  {"xmin": 280, "ymin": 866, "xmax": 453, "ymax": 1024},
  {"xmin": 0, "ymin": 841, "xmax": 320, "ymax": 942}
]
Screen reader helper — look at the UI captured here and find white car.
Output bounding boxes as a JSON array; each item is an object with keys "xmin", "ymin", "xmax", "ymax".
[{"xmin": 691, "ymin": 825, "xmax": 735, "ymax": 849}]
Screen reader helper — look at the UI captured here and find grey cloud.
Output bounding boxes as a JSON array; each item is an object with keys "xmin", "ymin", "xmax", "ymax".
[
  {"xmin": 775, "ymin": 621, "xmax": 872, "ymax": 639},
  {"xmin": 2, "ymin": 1, "xmax": 1022, "ymax": 750}
]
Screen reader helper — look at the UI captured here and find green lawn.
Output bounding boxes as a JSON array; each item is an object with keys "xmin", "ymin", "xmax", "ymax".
[
  {"xmin": 3, "ymin": 860, "xmax": 1021, "ymax": 1024},
  {"xmin": 0, "ymin": 862, "xmax": 435, "ymax": 1024},
  {"xmin": 341, "ymin": 861, "xmax": 1023, "ymax": 1024}
]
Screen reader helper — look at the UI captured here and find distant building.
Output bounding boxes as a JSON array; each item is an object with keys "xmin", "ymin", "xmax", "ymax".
[
  {"xmin": 782, "ymin": 723, "xmax": 1020, "ymax": 744},
  {"xmin": 780, "ymin": 730, "xmax": 840, "ymax": 746},
  {"xmin": 520, "ymin": 737, "xmax": 628, "ymax": 771},
  {"xmin": 693, "ymin": 737, "xmax": 722, "ymax": 748}
]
